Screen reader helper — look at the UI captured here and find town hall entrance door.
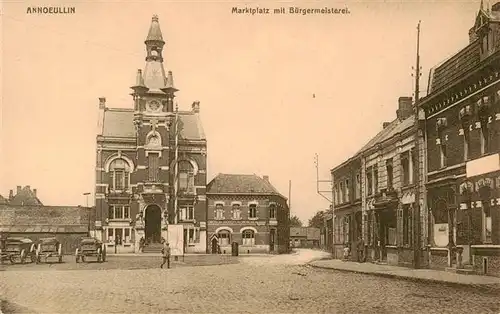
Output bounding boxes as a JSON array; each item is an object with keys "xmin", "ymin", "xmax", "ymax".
[{"xmin": 145, "ymin": 205, "xmax": 162, "ymax": 244}]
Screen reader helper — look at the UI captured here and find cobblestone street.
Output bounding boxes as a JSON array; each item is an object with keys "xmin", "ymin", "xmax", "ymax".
[{"xmin": 1, "ymin": 250, "xmax": 499, "ymax": 314}]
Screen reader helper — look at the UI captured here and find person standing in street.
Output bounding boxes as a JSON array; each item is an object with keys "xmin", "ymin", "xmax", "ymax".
[{"xmin": 160, "ymin": 239, "xmax": 171, "ymax": 269}]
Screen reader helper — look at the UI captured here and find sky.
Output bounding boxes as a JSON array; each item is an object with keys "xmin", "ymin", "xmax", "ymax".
[{"xmin": 0, "ymin": 0, "xmax": 484, "ymax": 225}]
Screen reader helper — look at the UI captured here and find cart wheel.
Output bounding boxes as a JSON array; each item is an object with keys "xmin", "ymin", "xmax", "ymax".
[{"xmin": 20, "ymin": 249, "xmax": 26, "ymax": 264}]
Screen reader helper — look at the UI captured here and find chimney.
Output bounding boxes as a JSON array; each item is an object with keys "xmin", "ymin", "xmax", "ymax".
[
  {"xmin": 192, "ymin": 101, "xmax": 200, "ymax": 113},
  {"xmin": 396, "ymin": 96, "xmax": 413, "ymax": 120},
  {"xmin": 383, "ymin": 122, "xmax": 391, "ymax": 129},
  {"xmin": 17, "ymin": 186, "xmax": 21, "ymax": 194},
  {"xmin": 9, "ymin": 190, "xmax": 13, "ymax": 199},
  {"xmin": 263, "ymin": 175, "xmax": 269, "ymax": 182},
  {"xmin": 99, "ymin": 97, "xmax": 106, "ymax": 109},
  {"xmin": 33, "ymin": 189, "xmax": 37, "ymax": 196}
]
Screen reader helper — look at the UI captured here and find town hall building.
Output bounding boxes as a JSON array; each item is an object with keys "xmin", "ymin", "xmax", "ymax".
[{"xmin": 94, "ymin": 15, "xmax": 208, "ymax": 253}]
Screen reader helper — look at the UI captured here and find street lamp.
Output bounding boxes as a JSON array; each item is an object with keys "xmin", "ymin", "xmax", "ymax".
[{"xmin": 83, "ymin": 192, "xmax": 91, "ymax": 236}]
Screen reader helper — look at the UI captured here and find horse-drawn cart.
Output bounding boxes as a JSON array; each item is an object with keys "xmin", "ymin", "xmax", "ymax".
[
  {"xmin": 75, "ymin": 237, "xmax": 106, "ymax": 263},
  {"xmin": 36, "ymin": 237, "xmax": 63, "ymax": 264}
]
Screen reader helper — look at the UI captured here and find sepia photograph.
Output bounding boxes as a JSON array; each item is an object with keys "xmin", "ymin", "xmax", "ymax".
[{"xmin": 1, "ymin": 0, "xmax": 500, "ymax": 313}]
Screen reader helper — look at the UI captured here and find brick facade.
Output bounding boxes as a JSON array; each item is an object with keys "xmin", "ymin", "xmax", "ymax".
[
  {"xmin": 94, "ymin": 16, "xmax": 208, "ymax": 254},
  {"xmin": 206, "ymin": 174, "xmax": 290, "ymax": 254},
  {"xmin": 421, "ymin": 3, "xmax": 500, "ymax": 275}
]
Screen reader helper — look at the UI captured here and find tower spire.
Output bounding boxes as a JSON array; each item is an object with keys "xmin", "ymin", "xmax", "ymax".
[
  {"xmin": 146, "ymin": 14, "xmax": 164, "ymax": 43},
  {"xmin": 480, "ymin": 0, "xmax": 484, "ymax": 11}
]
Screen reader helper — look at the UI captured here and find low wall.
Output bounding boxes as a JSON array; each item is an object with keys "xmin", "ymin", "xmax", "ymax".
[{"xmin": 472, "ymin": 246, "xmax": 500, "ymax": 277}]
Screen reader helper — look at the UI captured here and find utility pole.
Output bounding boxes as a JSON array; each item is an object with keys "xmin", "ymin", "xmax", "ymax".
[
  {"xmin": 288, "ymin": 180, "xmax": 292, "ymax": 253},
  {"xmin": 314, "ymin": 153, "xmax": 333, "ymax": 203},
  {"xmin": 412, "ymin": 20, "xmax": 422, "ymax": 269},
  {"xmin": 83, "ymin": 192, "xmax": 91, "ymax": 237}
]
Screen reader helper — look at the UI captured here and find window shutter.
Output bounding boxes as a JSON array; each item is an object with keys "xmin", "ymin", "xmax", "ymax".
[
  {"xmin": 108, "ymin": 172, "xmax": 114, "ymax": 189},
  {"xmin": 397, "ymin": 205, "xmax": 403, "ymax": 246},
  {"xmin": 124, "ymin": 172, "xmax": 130, "ymax": 189},
  {"xmin": 491, "ymin": 205, "xmax": 499, "ymax": 245},
  {"xmin": 470, "ymin": 208, "xmax": 482, "ymax": 244},
  {"xmin": 363, "ymin": 214, "xmax": 368, "ymax": 244}
]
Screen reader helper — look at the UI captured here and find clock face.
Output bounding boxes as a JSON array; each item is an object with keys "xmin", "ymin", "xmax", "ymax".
[{"xmin": 148, "ymin": 100, "xmax": 161, "ymax": 111}]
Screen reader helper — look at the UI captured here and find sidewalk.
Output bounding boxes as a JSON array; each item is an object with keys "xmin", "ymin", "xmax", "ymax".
[
  {"xmin": 309, "ymin": 259, "xmax": 500, "ymax": 288},
  {"xmin": 106, "ymin": 252, "xmax": 278, "ymax": 257}
]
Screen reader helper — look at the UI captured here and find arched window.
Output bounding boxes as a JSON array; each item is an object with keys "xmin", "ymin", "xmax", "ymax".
[
  {"xmin": 178, "ymin": 160, "xmax": 194, "ymax": 193},
  {"xmin": 109, "ymin": 159, "xmax": 131, "ymax": 190},
  {"xmin": 242, "ymin": 230, "xmax": 255, "ymax": 246},
  {"xmin": 217, "ymin": 230, "xmax": 231, "ymax": 246}
]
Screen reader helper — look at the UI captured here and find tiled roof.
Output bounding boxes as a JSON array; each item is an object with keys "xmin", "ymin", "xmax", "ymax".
[
  {"xmin": 102, "ymin": 109, "xmax": 136, "ymax": 138},
  {"xmin": 355, "ymin": 115, "xmax": 415, "ymax": 156},
  {"xmin": 101, "ymin": 109, "xmax": 206, "ymax": 140},
  {"xmin": 0, "ymin": 225, "xmax": 88, "ymax": 233},
  {"xmin": 8, "ymin": 186, "xmax": 43, "ymax": 206},
  {"xmin": 206, "ymin": 174, "xmax": 283, "ymax": 196},
  {"xmin": 0, "ymin": 205, "xmax": 91, "ymax": 226},
  {"xmin": 0, "ymin": 195, "xmax": 8, "ymax": 205},
  {"xmin": 290, "ymin": 227, "xmax": 307, "ymax": 237},
  {"xmin": 290, "ymin": 227, "xmax": 321, "ymax": 240}
]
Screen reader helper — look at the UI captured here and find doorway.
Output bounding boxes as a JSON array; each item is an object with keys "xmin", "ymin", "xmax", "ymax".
[
  {"xmin": 145, "ymin": 205, "xmax": 162, "ymax": 244},
  {"xmin": 269, "ymin": 229, "xmax": 276, "ymax": 252},
  {"xmin": 211, "ymin": 237, "xmax": 218, "ymax": 254}
]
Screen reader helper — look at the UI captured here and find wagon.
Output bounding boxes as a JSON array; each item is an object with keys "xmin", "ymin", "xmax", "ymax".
[
  {"xmin": 0, "ymin": 237, "xmax": 36, "ymax": 264},
  {"xmin": 36, "ymin": 237, "xmax": 63, "ymax": 263},
  {"xmin": 75, "ymin": 237, "xmax": 106, "ymax": 263}
]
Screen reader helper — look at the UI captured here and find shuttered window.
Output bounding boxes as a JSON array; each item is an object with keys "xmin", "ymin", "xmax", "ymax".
[{"xmin": 148, "ymin": 153, "xmax": 159, "ymax": 181}]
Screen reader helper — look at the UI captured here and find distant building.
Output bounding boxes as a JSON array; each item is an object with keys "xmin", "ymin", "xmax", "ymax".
[
  {"xmin": 1, "ymin": 186, "xmax": 43, "ymax": 206},
  {"xmin": 94, "ymin": 15, "xmax": 208, "ymax": 254},
  {"xmin": 0, "ymin": 205, "xmax": 90, "ymax": 254},
  {"xmin": 290, "ymin": 227, "xmax": 320, "ymax": 248},
  {"xmin": 206, "ymin": 174, "xmax": 290, "ymax": 254}
]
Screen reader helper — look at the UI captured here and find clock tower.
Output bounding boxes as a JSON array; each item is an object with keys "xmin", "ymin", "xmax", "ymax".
[
  {"xmin": 96, "ymin": 15, "xmax": 207, "ymax": 254},
  {"xmin": 130, "ymin": 14, "xmax": 178, "ymax": 244}
]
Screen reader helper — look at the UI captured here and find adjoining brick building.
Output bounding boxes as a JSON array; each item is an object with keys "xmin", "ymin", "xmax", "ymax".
[
  {"xmin": 206, "ymin": 174, "xmax": 290, "ymax": 254},
  {"xmin": 331, "ymin": 156, "xmax": 362, "ymax": 260},
  {"xmin": 94, "ymin": 15, "xmax": 207, "ymax": 254},
  {"xmin": 420, "ymin": 2, "xmax": 500, "ymax": 275},
  {"xmin": 331, "ymin": 97, "xmax": 427, "ymax": 267}
]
